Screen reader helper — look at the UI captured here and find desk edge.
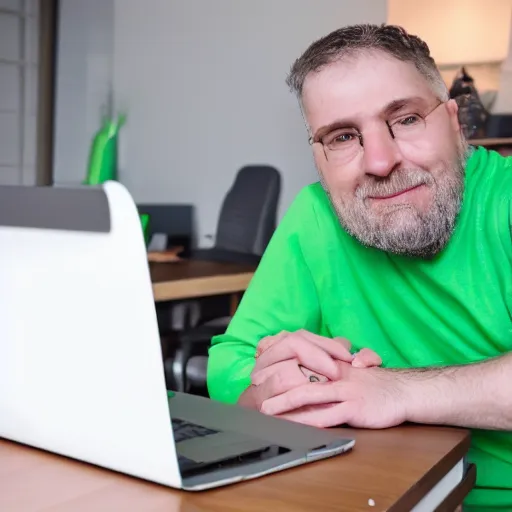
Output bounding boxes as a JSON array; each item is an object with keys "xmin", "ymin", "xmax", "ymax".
[
  {"xmin": 152, "ymin": 272, "xmax": 254, "ymax": 301},
  {"xmin": 389, "ymin": 429, "xmax": 472, "ymax": 512}
]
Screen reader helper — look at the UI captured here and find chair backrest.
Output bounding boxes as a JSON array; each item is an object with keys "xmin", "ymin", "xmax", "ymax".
[{"xmin": 214, "ymin": 165, "xmax": 281, "ymax": 256}]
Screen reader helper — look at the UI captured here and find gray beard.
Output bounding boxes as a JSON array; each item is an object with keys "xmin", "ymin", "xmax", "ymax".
[{"xmin": 323, "ymin": 149, "xmax": 468, "ymax": 259}]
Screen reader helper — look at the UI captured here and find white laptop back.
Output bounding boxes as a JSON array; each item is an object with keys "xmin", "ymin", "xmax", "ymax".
[{"xmin": 0, "ymin": 181, "xmax": 182, "ymax": 487}]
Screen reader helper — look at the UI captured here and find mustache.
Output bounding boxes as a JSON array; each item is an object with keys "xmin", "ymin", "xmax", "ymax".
[{"xmin": 356, "ymin": 169, "xmax": 434, "ymax": 199}]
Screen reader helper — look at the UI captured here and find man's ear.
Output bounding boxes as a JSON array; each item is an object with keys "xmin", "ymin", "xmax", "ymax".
[{"xmin": 445, "ymin": 99, "xmax": 461, "ymax": 134}]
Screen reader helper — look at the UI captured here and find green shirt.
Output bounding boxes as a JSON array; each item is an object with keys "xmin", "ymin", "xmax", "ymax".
[{"xmin": 207, "ymin": 146, "xmax": 512, "ymax": 509}]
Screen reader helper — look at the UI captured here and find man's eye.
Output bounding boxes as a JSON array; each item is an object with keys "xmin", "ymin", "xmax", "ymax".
[
  {"xmin": 335, "ymin": 133, "xmax": 355, "ymax": 143},
  {"xmin": 399, "ymin": 115, "xmax": 421, "ymax": 126},
  {"xmin": 323, "ymin": 129, "xmax": 360, "ymax": 151}
]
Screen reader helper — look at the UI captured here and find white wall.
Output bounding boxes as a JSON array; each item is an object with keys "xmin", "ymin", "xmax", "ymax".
[
  {"xmin": 112, "ymin": 0, "xmax": 386, "ymax": 245},
  {"xmin": 53, "ymin": 0, "xmax": 114, "ymax": 184},
  {"xmin": 0, "ymin": 0, "xmax": 39, "ymax": 186},
  {"xmin": 53, "ymin": 1, "xmax": 386, "ymax": 245},
  {"xmin": 490, "ymin": 10, "xmax": 512, "ymax": 113}
]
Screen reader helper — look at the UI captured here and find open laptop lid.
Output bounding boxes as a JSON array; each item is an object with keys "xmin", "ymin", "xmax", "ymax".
[{"xmin": 0, "ymin": 181, "xmax": 182, "ymax": 488}]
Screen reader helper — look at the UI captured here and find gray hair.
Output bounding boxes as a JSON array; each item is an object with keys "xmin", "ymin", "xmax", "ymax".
[{"xmin": 286, "ymin": 24, "xmax": 449, "ymax": 104}]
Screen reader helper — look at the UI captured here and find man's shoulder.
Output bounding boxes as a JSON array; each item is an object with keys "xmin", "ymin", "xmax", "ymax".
[
  {"xmin": 467, "ymin": 146, "xmax": 512, "ymax": 182},
  {"xmin": 270, "ymin": 182, "xmax": 338, "ymax": 247},
  {"xmin": 285, "ymin": 182, "xmax": 333, "ymax": 221},
  {"xmin": 465, "ymin": 147, "xmax": 512, "ymax": 213}
]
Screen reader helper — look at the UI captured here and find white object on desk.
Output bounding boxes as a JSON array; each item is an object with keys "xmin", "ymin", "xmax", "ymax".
[{"xmin": 148, "ymin": 233, "xmax": 168, "ymax": 251}]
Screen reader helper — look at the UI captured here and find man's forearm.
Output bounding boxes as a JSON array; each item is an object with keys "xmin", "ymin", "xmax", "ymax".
[{"xmin": 398, "ymin": 353, "xmax": 512, "ymax": 430}]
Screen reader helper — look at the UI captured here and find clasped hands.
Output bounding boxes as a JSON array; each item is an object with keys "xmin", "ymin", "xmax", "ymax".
[{"xmin": 239, "ymin": 330, "xmax": 409, "ymax": 429}]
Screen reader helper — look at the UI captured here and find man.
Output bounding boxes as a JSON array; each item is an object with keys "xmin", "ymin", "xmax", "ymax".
[{"xmin": 207, "ymin": 24, "xmax": 512, "ymax": 510}]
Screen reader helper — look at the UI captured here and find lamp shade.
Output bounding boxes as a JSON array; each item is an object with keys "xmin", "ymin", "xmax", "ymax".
[{"xmin": 388, "ymin": 0, "xmax": 512, "ymax": 66}]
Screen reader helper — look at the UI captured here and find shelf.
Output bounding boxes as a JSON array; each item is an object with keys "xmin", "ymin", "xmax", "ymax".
[{"xmin": 468, "ymin": 137, "xmax": 512, "ymax": 147}]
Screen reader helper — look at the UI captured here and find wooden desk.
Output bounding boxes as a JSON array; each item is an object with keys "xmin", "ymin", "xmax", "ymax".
[
  {"xmin": 150, "ymin": 260, "xmax": 256, "ymax": 303},
  {"xmin": 0, "ymin": 425, "xmax": 475, "ymax": 511}
]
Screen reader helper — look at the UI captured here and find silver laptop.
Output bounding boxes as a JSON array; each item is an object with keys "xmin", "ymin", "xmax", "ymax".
[{"xmin": 0, "ymin": 181, "xmax": 354, "ymax": 490}]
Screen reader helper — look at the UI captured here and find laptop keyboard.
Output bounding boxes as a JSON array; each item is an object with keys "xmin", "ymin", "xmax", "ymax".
[
  {"xmin": 172, "ymin": 418, "xmax": 289, "ymax": 477},
  {"xmin": 172, "ymin": 417, "xmax": 219, "ymax": 443}
]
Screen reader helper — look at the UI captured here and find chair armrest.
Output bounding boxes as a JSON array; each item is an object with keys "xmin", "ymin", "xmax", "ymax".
[
  {"xmin": 168, "ymin": 319, "xmax": 231, "ymax": 392},
  {"xmin": 177, "ymin": 321, "xmax": 230, "ymax": 346}
]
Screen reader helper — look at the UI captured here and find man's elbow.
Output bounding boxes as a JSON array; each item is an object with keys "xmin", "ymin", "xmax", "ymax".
[{"xmin": 206, "ymin": 350, "xmax": 254, "ymax": 404}]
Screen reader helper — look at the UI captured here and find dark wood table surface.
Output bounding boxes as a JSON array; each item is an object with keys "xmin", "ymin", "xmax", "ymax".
[{"xmin": 0, "ymin": 425, "xmax": 475, "ymax": 512}]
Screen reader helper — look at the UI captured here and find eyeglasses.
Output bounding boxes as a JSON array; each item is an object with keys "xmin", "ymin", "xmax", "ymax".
[{"xmin": 309, "ymin": 101, "xmax": 446, "ymax": 163}]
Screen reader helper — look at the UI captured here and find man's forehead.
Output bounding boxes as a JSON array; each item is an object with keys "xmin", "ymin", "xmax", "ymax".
[{"xmin": 301, "ymin": 50, "xmax": 434, "ymax": 125}]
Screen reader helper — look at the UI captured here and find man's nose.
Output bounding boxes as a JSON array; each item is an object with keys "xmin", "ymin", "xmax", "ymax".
[{"xmin": 361, "ymin": 125, "xmax": 402, "ymax": 177}]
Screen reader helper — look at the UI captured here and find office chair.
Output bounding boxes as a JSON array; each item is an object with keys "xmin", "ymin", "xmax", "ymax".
[
  {"xmin": 191, "ymin": 165, "xmax": 281, "ymax": 264},
  {"xmin": 166, "ymin": 165, "xmax": 281, "ymax": 393}
]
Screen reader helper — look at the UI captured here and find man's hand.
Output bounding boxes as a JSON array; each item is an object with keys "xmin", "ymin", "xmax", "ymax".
[
  {"xmin": 260, "ymin": 363, "xmax": 407, "ymax": 429},
  {"xmin": 259, "ymin": 352, "xmax": 512, "ymax": 432},
  {"xmin": 237, "ymin": 330, "xmax": 381, "ymax": 410}
]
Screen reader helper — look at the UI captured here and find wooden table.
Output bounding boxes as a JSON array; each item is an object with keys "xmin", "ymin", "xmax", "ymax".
[
  {"xmin": 0, "ymin": 425, "xmax": 475, "ymax": 511},
  {"xmin": 150, "ymin": 260, "xmax": 256, "ymax": 303}
]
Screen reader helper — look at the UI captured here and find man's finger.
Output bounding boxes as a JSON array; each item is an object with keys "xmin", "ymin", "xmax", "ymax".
[
  {"xmin": 253, "ymin": 335, "xmax": 340, "ymax": 380},
  {"xmin": 277, "ymin": 402, "xmax": 353, "ymax": 429},
  {"xmin": 255, "ymin": 331, "xmax": 289, "ymax": 357},
  {"xmin": 252, "ymin": 363, "xmax": 307, "ymax": 406},
  {"xmin": 261, "ymin": 381, "xmax": 344, "ymax": 416},
  {"xmin": 334, "ymin": 337, "xmax": 352, "ymax": 352},
  {"xmin": 352, "ymin": 348, "xmax": 382, "ymax": 368},
  {"xmin": 298, "ymin": 330, "xmax": 353, "ymax": 362},
  {"xmin": 251, "ymin": 359, "xmax": 301, "ymax": 386},
  {"xmin": 256, "ymin": 330, "xmax": 353, "ymax": 371},
  {"xmin": 257, "ymin": 330, "xmax": 353, "ymax": 362}
]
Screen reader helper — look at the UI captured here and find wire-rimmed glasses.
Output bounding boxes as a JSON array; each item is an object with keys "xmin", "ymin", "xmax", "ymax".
[{"xmin": 309, "ymin": 101, "xmax": 446, "ymax": 163}]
